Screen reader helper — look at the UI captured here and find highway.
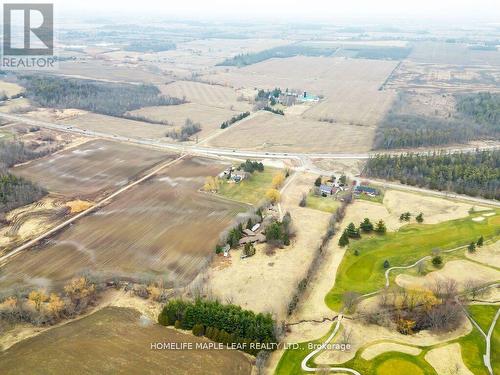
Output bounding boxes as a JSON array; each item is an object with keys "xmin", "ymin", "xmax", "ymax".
[{"xmin": 2, "ymin": 111, "xmax": 499, "ymax": 210}]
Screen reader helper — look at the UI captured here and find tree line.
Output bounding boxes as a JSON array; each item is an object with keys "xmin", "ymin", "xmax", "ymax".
[
  {"xmin": 158, "ymin": 299, "xmax": 276, "ymax": 355},
  {"xmin": 364, "ymin": 151, "xmax": 500, "ymax": 200},
  {"xmin": 166, "ymin": 119, "xmax": 201, "ymax": 141},
  {"xmin": 125, "ymin": 41, "xmax": 176, "ymax": 53},
  {"xmin": 217, "ymin": 45, "xmax": 337, "ymax": 67},
  {"xmin": 220, "ymin": 112, "xmax": 250, "ymax": 129},
  {"xmin": 0, "ymin": 141, "xmax": 50, "ymax": 213},
  {"xmin": 20, "ymin": 75, "xmax": 184, "ymax": 117},
  {"xmin": 374, "ymin": 92, "xmax": 500, "ymax": 149}
]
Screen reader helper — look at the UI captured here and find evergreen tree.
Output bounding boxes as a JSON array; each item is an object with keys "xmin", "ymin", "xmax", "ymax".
[
  {"xmin": 383, "ymin": 260, "xmax": 390, "ymax": 269},
  {"xmin": 374, "ymin": 220, "xmax": 387, "ymax": 234},
  {"xmin": 468, "ymin": 242, "xmax": 476, "ymax": 253},
  {"xmin": 346, "ymin": 223, "xmax": 360, "ymax": 238},
  {"xmin": 477, "ymin": 236, "xmax": 484, "ymax": 247},
  {"xmin": 360, "ymin": 218, "xmax": 374, "ymax": 232},
  {"xmin": 338, "ymin": 231, "xmax": 349, "ymax": 247},
  {"xmin": 416, "ymin": 213, "xmax": 424, "ymax": 223},
  {"xmin": 314, "ymin": 177, "xmax": 322, "ymax": 187}
]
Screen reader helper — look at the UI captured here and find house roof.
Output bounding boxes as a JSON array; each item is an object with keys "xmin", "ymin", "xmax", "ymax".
[{"xmin": 243, "ymin": 229, "xmax": 255, "ymax": 236}]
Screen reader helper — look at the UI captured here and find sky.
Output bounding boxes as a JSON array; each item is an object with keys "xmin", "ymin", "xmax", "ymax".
[{"xmin": 6, "ymin": 0, "xmax": 500, "ymax": 23}]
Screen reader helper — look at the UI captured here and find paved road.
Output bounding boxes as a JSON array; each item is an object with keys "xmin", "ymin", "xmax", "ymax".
[
  {"xmin": 3, "ymin": 111, "xmax": 500, "ymax": 209},
  {"xmin": 485, "ymin": 307, "xmax": 500, "ymax": 375},
  {"xmin": 301, "ymin": 314, "xmax": 361, "ymax": 375}
]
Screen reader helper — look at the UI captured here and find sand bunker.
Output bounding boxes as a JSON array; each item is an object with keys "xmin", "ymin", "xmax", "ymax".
[{"xmin": 425, "ymin": 343, "xmax": 473, "ymax": 375}]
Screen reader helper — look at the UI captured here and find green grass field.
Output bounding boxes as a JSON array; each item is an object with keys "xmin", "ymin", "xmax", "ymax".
[
  {"xmin": 275, "ymin": 324, "xmax": 437, "ymax": 375},
  {"xmin": 458, "ymin": 304, "xmax": 500, "ymax": 375},
  {"xmin": 325, "ymin": 211, "xmax": 500, "ymax": 311},
  {"xmin": 306, "ymin": 193, "xmax": 340, "ymax": 213},
  {"xmin": 217, "ymin": 168, "xmax": 278, "ymax": 204},
  {"xmin": 343, "ymin": 351, "xmax": 436, "ymax": 375}
]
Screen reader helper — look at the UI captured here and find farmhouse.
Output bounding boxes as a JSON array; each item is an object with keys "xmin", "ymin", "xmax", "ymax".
[
  {"xmin": 319, "ymin": 184, "xmax": 334, "ymax": 195},
  {"xmin": 239, "ymin": 233, "xmax": 266, "ymax": 245}
]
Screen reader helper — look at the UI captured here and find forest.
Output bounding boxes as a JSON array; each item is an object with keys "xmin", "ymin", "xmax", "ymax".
[
  {"xmin": 125, "ymin": 40, "xmax": 176, "ymax": 52},
  {"xmin": 0, "ymin": 167, "xmax": 46, "ymax": 213},
  {"xmin": 217, "ymin": 44, "xmax": 337, "ymax": 67},
  {"xmin": 364, "ymin": 150, "xmax": 500, "ymax": 199},
  {"xmin": 0, "ymin": 141, "xmax": 51, "ymax": 213},
  {"xmin": 374, "ymin": 92, "xmax": 500, "ymax": 149},
  {"xmin": 158, "ymin": 299, "xmax": 276, "ymax": 354},
  {"xmin": 20, "ymin": 76, "xmax": 184, "ymax": 117}
]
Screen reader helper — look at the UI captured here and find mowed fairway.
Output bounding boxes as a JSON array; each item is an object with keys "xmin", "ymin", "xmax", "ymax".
[
  {"xmin": 325, "ymin": 211, "xmax": 500, "ymax": 310},
  {"xmin": 0, "ymin": 307, "xmax": 252, "ymax": 375},
  {"xmin": 208, "ymin": 111, "xmax": 374, "ymax": 153},
  {"xmin": 0, "ymin": 157, "xmax": 246, "ymax": 292},
  {"xmin": 12, "ymin": 140, "xmax": 171, "ymax": 198}
]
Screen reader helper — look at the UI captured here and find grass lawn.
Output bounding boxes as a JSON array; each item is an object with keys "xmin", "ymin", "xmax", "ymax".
[
  {"xmin": 217, "ymin": 168, "xmax": 278, "ymax": 205},
  {"xmin": 325, "ymin": 211, "xmax": 500, "ymax": 311},
  {"xmin": 306, "ymin": 192, "xmax": 340, "ymax": 213},
  {"xmin": 355, "ymin": 189, "xmax": 385, "ymax": 204}
]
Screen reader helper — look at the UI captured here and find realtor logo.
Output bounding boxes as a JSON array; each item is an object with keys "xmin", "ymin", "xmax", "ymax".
[
  {"xmin": 3, "ymin": 3, "xmax": 53, "ymax": 55},
  {"xmin": 2, "ymin": 3, "xmax": 55, "ymax": 69}
]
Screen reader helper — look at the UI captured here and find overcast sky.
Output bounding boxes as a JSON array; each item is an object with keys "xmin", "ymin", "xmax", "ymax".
[{"xmin": 24, "ymin": 0, "xmax": 500, "ymax": 23}]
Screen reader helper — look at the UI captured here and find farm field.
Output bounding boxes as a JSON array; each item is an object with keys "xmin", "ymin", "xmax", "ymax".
[
  {"xmin": 0, "ymin": 80, "xmax": 24, "ymax": 97},
  {"xmin": 207, "ymin": 111, "xmax": 375, "ymax": 153},
  {"xmin": 204, "ymin": 56, "xmax": 397, "ymax": 94},
  {"xmin": 0, "ymin": 307, "xmax": 252, "ymax": 375},
  {"xmin": 55, "ymin": 59, "xmax": 169, "ymax": 84},
  {"xmin": 11, "ymin": 140, "xmax": 172, "ymax": 198},
  {"xmin": 159, "ymin": 81, "xmax": 252, "ymax": 111},
  {"xmin": 128, "ymin": 103, "xmax": 238, "ymax": 141},
  {"xmin": 204, "ymin": 56, "xmax": 397, "ymax": 126},
  {"xmin": 55, "ymin": 112, "xmax": 172, "ymax": 140},
  {"xmin": 408, "ymin": 41, "xmax": 500, "ymax": 66},
  {"xmin": 388, "ymin": 61, "xmax": 500, "ymax": 92},
  {"xmin": 0, "ymin": 157, "xmax": 246, "ymax": 293}
]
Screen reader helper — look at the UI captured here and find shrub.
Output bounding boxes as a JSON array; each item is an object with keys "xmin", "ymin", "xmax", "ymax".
[{"xmin": 432, "ymin": 256, "xmax": 443, "ymax": 267}]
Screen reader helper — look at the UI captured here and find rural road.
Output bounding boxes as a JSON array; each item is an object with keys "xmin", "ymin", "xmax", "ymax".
[
  {"xmin": 301, "ymin": 314, "xmax": 361, "ymax": 375},
  {"xmin": 3, "ymin": 112, "xmax": 499, "ymax": 209}
]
